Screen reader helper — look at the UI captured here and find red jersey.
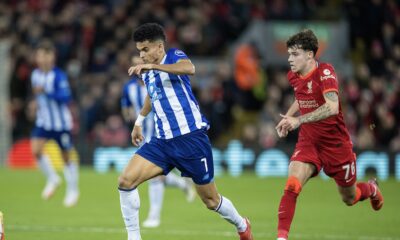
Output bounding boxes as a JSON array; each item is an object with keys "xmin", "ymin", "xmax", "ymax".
[{"xmin": 287, "ymin": 62, "xmax": 352, "ymax": 147}]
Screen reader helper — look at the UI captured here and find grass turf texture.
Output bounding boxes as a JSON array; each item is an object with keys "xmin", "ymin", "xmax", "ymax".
[{"xmin": 0, "ymin": 167, "xmax": 399, "ymax": 240}]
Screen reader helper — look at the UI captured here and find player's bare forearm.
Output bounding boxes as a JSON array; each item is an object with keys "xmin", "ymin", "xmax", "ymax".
[
  {"xmin": 33, "ymin": 86, "xmax": 44, "ymax": 95},
  {"xmin": 298, "ymin": 103, "xmax": 334, "ymax": 124},
  {"xmin": 285, "ymin": 100, "xmax": 299, "ymax": 117},
  {"xmin": 139, "ymin": 95, "xmax": 152, "ymax": 117},
  {"xmin": 152, "ymin": 60, "xmax": 195, "ymax": 75},
  {"xmin": 279, "ymin": 91, "xmax": 339, "ymax": 131},
  {"xmin": 298, "ymin": 91, "xmax": 339, "ymax": 124}
]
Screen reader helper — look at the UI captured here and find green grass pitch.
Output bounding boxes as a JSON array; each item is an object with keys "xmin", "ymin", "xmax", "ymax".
[{"xmin": 0, "ymin": 167, "xmax": 399, "ymax": 240}]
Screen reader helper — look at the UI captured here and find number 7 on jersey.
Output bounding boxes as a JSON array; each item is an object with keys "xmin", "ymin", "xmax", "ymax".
[{"xmin": 201, "ymin": 158, "xmax": 208, "ymax": 172}]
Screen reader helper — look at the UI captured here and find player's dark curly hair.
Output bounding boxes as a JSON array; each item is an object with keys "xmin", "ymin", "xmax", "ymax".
[
  {"xmin": 286, "ymin": 29, "xmax": 318, "ymax": 56},
  {"xmin": 133, "ymin": 23, "xmax": 166, "ymax": 42}
]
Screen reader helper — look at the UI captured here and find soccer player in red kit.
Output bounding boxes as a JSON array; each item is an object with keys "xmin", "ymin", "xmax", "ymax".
[{"xmin": 275, "ymin": 29, "xmax": 384, "ymax": 240}]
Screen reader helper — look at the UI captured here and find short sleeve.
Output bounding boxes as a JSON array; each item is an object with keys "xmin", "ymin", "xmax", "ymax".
[
  {"xmin": 320, "ymin": 64, "xmax": 338, "ymax": 94},
  {"xmin": 168, "ymin": 49, "xmax": 189, "ymax": 64}
]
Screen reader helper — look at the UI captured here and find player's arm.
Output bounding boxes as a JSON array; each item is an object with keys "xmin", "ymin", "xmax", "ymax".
[
  {"xmin": 275, "ymin": 100, "xmax": 299, "ymax": 138},
  {"xmin": 285, "ymin": 100, "xmax": 300, "ymax": 117},
  {"xmin": 131, "ymin": 94, "xmax": 152, "ymax": 146},
  {"xmin": 122, "ymin": 106, "xmax": 135, "ymax": 123},
  {"xmin": 139, "ymin": 94, "xmax": 152, "ymax": 117},
  {"xmin": 47, "ymin": 73, "xmax": 72, "ymax": 103},
  {"xmin": 281, "ymin": 91, "xmax": 339, "ymax": 131},
  {"xmin": 33, "ymin": 86, "xmax": 44, "ymax": 95},
  {"xmin": 298, "ymin": 91, "xmax": 339, "ymax": 124},
  {"xmin": 128, "ymin": 59, "xmax": 195, "ymax": 76}
]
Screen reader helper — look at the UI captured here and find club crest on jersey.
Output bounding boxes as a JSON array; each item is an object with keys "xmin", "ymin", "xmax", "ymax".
[{"xmin": 307, "ymin": 81, "xmax": 313, "ymax": 93}]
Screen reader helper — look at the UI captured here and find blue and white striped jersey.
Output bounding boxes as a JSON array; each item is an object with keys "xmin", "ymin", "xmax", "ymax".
[
  {"xmin": 31, "ymin": 67, "xmax": 73, "ymax": 131},
  {"xmin": 141, "ymin": 48, "xmax": 208, "ymax": 139},
  {"xmin": 121, "ymin": 77, "xmax": 155, "ymax": 142}
]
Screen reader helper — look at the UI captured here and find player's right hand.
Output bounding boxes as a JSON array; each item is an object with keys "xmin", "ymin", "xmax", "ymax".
[
  {"xmin": 276, "ymin": 118, "xmax": 289, "ymax": 138},
  {"xmin": 131, "ymin": 125, "xmax": 144, "ymax": 146}
]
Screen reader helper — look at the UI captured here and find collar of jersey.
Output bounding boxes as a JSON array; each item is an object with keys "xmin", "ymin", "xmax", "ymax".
[
  {"xmin": 298, "ymin": 61, "xmax": 318, "ymax": 80},
  {"xmin": 159, "ymin": 53, "xmax": 167, "ymax": 64}
]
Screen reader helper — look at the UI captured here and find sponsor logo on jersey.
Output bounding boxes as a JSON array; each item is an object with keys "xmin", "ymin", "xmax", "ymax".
[
  {"xmin": 320, "ymin": 75, "xmax": 336, "ymax": 81},
  {"xmin": 298, "ymin": 100, "xmax": 319, "ymax": 108}
]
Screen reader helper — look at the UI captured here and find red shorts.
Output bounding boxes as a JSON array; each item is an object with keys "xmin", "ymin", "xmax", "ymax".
[{"xmin": 290, "ymin": 141, "xmax": 357, "ymax": 187}]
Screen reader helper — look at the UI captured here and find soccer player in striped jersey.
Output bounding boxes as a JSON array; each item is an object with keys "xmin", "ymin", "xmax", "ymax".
[
  {"xmin": 275, "ymin": 29, "xmax": 384, "ymax": 240},
  {"xmin": 30, "ymin": 40, "xmax": 79, "ymax": 207},
  {"xmin": 121, "ymin": 56, "xmax": 195, "ymax": 228},
  {"xmin": 118, "ymin": 23, "xmax": 253, "ymax": 240}
]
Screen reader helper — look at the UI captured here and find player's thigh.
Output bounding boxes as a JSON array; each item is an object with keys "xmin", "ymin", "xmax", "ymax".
[
  {"xmin": 288, "ymin": 161, "xmax": 317, "ymax": 186},
  {"xmin": 170, "ymin": 131, "xmax": 214, "ymax": 185},
  {"xmin": 289, "ymin": 142, "xmax": 320, "ymax": 185},
  {"xmin": 31, "ymin": 138, "xmax": 47, "ymax": 156},
  {"xmin": 119, "ymin": 153, "xmax": 164, "ymax": 189},
  {"xmin": 195, "ymin": 181, "xmax": 220, "ymax": 209},
  {"xmin": 321, "ymin": 147, "xmax": 356, "ymax": 187}
]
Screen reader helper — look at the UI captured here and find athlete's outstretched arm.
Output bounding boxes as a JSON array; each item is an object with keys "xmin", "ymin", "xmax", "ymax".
[
  {"xmin": 280, "ymin": 91, "xmax": 339, "ymax": 131},
  {"xmin": 128, "ymin": 59, "xmax": 195, "ymax": 76}
]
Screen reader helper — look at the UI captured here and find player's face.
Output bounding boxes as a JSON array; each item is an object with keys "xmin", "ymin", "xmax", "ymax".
[
  {"xmin": 136, "ymin": 40, "xmax": 164, "ymax": 64},
  {"xmin": 287, "ymin": 46, "xmax": 312, "ymax": 74},
  {"xmin": 35, "ymin": 49, "xmax": 55, "ymax": 70}
]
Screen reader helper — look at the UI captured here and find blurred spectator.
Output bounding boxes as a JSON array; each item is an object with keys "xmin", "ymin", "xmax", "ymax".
[{"xmin": 234, "ymin": 42, "xmax": 266, "ymax": 110}]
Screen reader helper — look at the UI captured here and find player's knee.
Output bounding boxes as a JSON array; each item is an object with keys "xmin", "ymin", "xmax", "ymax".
[
  {"xmin": 285, "ymin": 176, "xmax": 302, "ymax": 194},
  {"xmin": 342, "ymin": 194, "xmax": 356, "ymax": 206},
  {"xmin": 118, "ymin": 175, "xmax": 137, "ymax": 189}
]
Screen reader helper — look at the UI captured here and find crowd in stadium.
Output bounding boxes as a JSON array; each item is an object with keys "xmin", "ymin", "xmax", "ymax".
[{"xmin": 2, "ymin": 0, "xmax": 400, "ymax": 152}]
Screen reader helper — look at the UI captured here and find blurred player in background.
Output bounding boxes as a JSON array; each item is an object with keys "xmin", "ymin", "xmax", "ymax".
[
  {"xmin": 275, "ymin": 29, "xmax": 384, "ymax": 240},
  {"xmin": 118, "ymin": 23, "xmax": 253, "ymax": 240},
  {"xmin": 121, "ymin": 55, "xmax": 195, "ymax": 228},
  {"xmin": 30, "ymin": 40, "xmax": 79, "ymax": 207}
]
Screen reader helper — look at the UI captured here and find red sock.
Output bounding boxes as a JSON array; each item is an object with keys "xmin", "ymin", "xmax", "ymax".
[
  {"xmin": 352, "ymin": 182, "xmax": 372, "ymax": 205},
  {"xmin": 277, "ymin": 176, "xmax": 302, "ymax": 239},
  {"xmin": 277, "ymin": 190, "xmax": 299, "ymax": 238}
]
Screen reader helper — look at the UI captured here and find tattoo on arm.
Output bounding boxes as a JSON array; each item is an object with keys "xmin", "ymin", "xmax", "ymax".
[
  {"xmin": 324, "ymin": 91, "xmax": 338, "ymax": 102},
  {"xmin": 299, "ymin": 104, "xmax": 333, "ymax": 124},
  {"xmin": 298, "ymin": 91, "xmax": 338, "ymax": 124}
]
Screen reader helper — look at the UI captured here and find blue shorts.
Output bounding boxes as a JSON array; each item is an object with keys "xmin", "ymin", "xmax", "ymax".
[
  {"xmin": 136, "ymin": 129, "xmax": 214, "ymax": 185},
  {"xmin": 31, "ymin": 127, "xmax": 73, "ymax": 150}
]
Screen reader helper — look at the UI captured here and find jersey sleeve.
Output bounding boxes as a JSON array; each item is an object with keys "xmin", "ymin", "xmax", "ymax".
[
  {"xmin": 319, "ymin": 64, "xmax": 338, "ymax": 94},
  {"xmin": 121, "ymin": 83, "xmax": 132, "ymax": 108},
  {"xmin": 49, "ymin": 70, "xmax": 72, "ymax": 103},
  {"xmin": 168, "ymin": 48, "xmax": 189, "ymax": 63}
]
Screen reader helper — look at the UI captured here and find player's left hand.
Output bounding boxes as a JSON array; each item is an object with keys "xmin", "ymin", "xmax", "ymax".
[
  {"xmin": 128, "ymin": 64, "xmax": 154, "ymax": 76},
  {"xmin": 279, "ymin": 114, "xmax": 301, "ymax": 131},
  {"xmin": 131, "ymin": 125, "xmax": 144, "ymax": 146}
]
